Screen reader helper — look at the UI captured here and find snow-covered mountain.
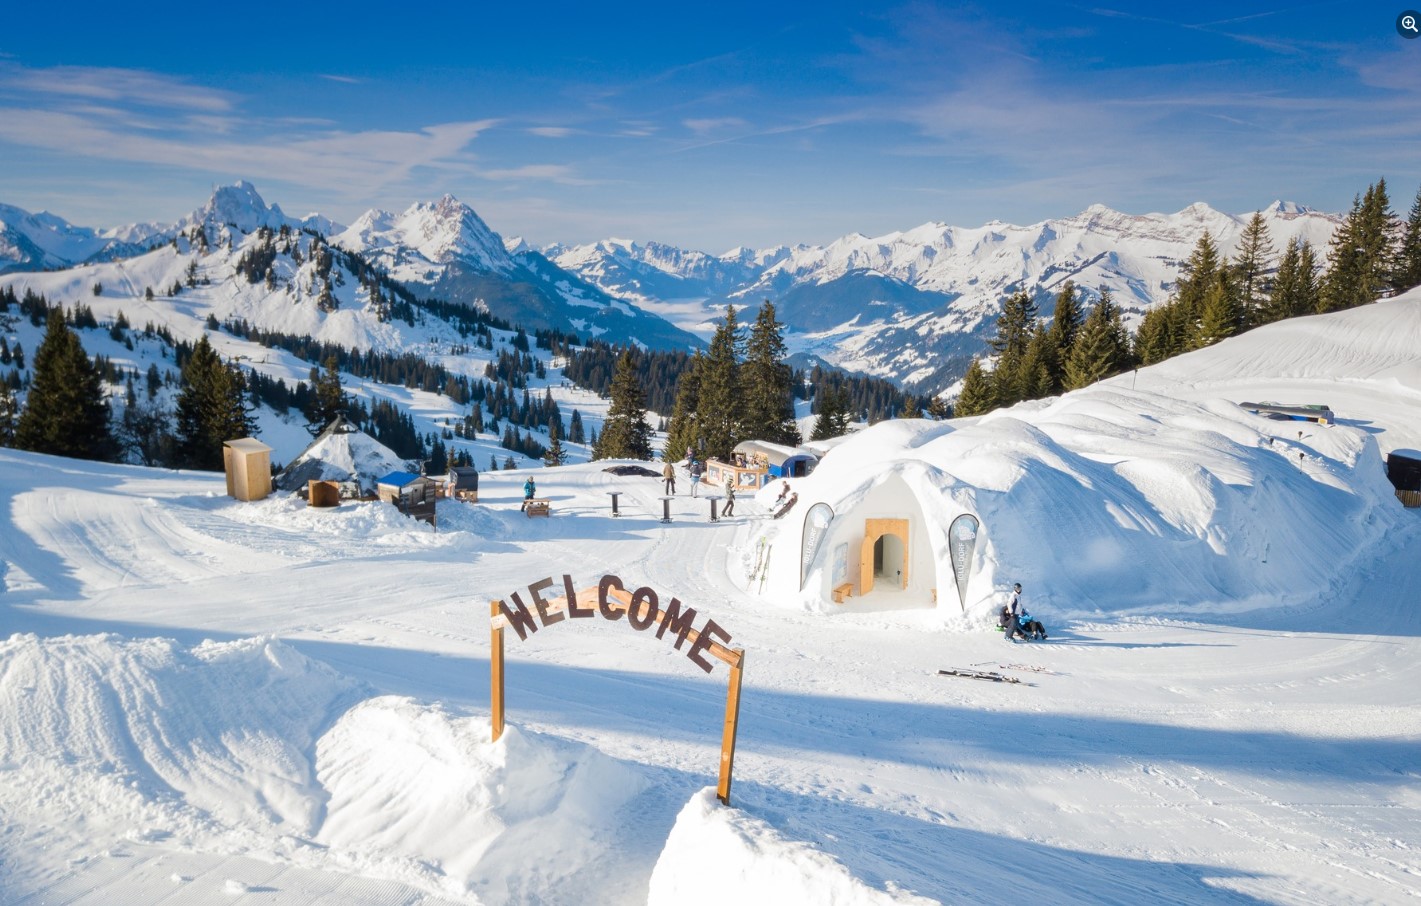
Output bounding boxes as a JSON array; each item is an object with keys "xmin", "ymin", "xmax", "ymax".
[
  {"xmin": 0, "ymin": 181, "xmax": 335, "ymax": 276},
  {"xmin": 333, "ymin": 196, "xmax": 701, "ymax": 350},
  {"xmin": 551, "ymin": 201, "xmax": 1343, "ymax": 389},
  {"xmin": 0, "ymin": 183, "xmax": 701, "ymax": 352}
]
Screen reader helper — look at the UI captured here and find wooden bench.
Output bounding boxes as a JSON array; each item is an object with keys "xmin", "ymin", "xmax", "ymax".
[
  {"xmin": 524, "ymin": 498, "xmax": 551, "ymax": 518},
  {"xmin": 831, "ymin": 582, "xmax": 853, "ymax": 603}
]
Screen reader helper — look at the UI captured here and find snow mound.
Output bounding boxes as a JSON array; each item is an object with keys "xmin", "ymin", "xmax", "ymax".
[
  {"xmin": 754, "ymin": 386, "xmax": 1404, "ymax": 620},
  {"xmin": 648, "ymin": 789, "xmax": 938, "ymax": 905},
  {"xmin": 0, "ymin": 634, "xmax": 361, "ymax": 834},
  {"xmin": 316, "ymin": 702, "xmax": 648, "ymax": 898}
]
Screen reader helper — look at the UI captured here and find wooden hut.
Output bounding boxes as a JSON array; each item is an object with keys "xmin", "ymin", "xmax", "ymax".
[
  {"xmin": 222, "ymin": 438, "xmax": 273, "ymax": 502},
  {"xmin": 1387, "ymin": 450, "xmax": 1421, "ymax": 507},
  {"xmin": 449, "ymin": 466, "xmax": 480, "ymax": 502},
  {"xmin": 377, "ymin": 471, "xmax": 439, "ymax": 526}
]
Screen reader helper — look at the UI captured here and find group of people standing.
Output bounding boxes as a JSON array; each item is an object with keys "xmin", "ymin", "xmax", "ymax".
[{"xmin": 660, "ymin": 458, "xmax": 738, "ymax": 516}]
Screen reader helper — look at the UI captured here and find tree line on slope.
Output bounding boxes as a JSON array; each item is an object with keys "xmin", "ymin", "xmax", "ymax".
[
  {"xmin": 955, "ymin": 178, "xmax": 1421, "ymax": 417},
  {"xmin": 567, "ymin": 301, "xmax": 930, "ymax": 463}
]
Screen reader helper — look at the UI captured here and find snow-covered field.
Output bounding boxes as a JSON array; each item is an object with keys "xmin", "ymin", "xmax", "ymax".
[{"xmin": 2, "ymin": 296, "xmax": 1420, "ymax": 905}]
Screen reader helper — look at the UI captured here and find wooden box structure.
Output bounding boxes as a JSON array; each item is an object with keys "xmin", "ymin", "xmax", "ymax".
[
  {"xmin": 307, "ymin": 480, "xmax": 340, "ymax": 508},
  {"xmin": 450, "ymin": 466, "xmax": 480, "ymax": 502},
  {"xmin": 222, "ymin": 438, "xmax": 273, "ymax": 502},
  {"xmin": 860, "ymin": 517, "xmax": 909, "ymax": 595},
  {"xmin": 524, "ymin": 498, "xmax": 551, "ymax": 518}
]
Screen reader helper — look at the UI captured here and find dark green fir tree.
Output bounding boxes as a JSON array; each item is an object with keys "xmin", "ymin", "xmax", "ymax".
[
  {"xmin": 739, "ymin": 300, "xmax": 800, "ymax": 445},
  {"xmin": 175, "ymin": 335, "xmax": 257, "ymax": 471},
  {"xmin": 14, "ymin": 308, "xmax": 115, "ymax": 461},
  {"xmin": 593, "ymin": 349, "xmax": 653, "ymax": 460}
]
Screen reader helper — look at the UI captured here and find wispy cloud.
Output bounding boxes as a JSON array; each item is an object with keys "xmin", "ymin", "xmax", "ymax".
[
  {"xmin": 319, "ymin": 74, "xmax": 363, "ymax": 84},
  {"xmin": 479, "ymin": 164, "xmax": 601, "ymax": 185},
  {"xmin": 0, "ymin": 106, "xmax": 497, "ymax": 196},
  {"xmin": 0, "ymin": 64, "xmax": 235, "ymax": 112},
  {"xmin": 528, "ymin": 126, "xmax": 577, "ymax": 138},
  {"xmin": 683, "ymin": 117, "xmax": 748, "ymax": 135}
]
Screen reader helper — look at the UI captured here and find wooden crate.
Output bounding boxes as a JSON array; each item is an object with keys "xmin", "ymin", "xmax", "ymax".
[
  {"xmin": 525, "ymin": 499, "xmax": 551, "ymax": 518},
  {"xmin": 308, "ymin": 480, "xmax": 340, "ymax": 508}
]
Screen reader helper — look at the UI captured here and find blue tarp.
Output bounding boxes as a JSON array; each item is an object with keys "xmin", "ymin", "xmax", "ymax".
[{"xmin": 377, "ymin": 470, "xmax": 422, "ymax": 488}]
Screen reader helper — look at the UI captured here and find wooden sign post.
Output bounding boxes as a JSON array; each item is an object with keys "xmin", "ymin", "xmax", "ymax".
[{"xmin": 490, "ymin": 573, "xmax": 746, "ymax": 806}]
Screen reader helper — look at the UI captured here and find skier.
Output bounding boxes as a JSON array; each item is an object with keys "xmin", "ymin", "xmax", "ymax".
[
  {"xmin": 521, "ymin": 476, "xmax": 536, "ymax": 511},
  {"xmin": 1002, "ymin": 582, "xmax": 1027, "ymax": 642},
  {"xmin": 722, "ymin": 474, "xmax": 736, "ymax": 516},
  {"xmin": 662, "ymin": 460, "xmax": 677, "ymax": 495}
]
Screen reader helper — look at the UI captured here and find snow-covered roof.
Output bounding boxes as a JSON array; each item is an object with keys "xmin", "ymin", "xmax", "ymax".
[
  {"xmin": 274, "ymin": 415, "xmax": 410, "ymax": 495},
  {"xmin": 732, "ymin": 439, "xmax": 818, "ymax": 466}
]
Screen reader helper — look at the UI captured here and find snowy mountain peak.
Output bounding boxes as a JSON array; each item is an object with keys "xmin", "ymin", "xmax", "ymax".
[
  {"xmin": 189, "ymin": 180, "xmax": 289, "ymax": 233},
  {"xmin": 1266, "ymin": 200, "xmax": 1313, "ymax": 216}
]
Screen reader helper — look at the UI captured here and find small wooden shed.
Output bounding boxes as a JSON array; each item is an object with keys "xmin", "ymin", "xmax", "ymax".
[
  {"xmin": 377, "ymin": 470, "xmax": 439, "ymax": 526},
  {"xmin": 223, "ymin": 438, "xmax": 273, "ymax": 501},
  {"xmin": 449, "ymin": 466, "xmax": 479, "ymax": 502}
]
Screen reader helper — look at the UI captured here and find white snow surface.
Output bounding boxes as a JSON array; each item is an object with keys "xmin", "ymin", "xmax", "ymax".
[{"xmin": 1, "ymin": 296, "xmax": 1420, "ymax": 905}]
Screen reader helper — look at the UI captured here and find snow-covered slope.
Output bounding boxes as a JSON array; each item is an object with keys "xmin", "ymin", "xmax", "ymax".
[{"xmin": 552, "ymin": 201, "xmax": 1342, "ymax": 389}]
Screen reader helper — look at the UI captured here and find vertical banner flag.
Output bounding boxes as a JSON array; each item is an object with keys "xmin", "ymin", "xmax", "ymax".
[
  {"xmin": 948, "ymin": 513, "xmax": 979, "ymax": 612},
  {"xmin": 800, "ymin": 503, "xmax": 835, "ymax": 589}
]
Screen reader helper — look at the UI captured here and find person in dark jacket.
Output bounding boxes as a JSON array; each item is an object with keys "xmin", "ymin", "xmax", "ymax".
[{"xmin": 722, "ymin": 475, "xmax": 736, "ymax": 516}]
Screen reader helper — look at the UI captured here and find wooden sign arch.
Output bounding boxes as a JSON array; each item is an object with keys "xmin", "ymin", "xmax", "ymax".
[{"xmin": 490, "ymin": 573, "xmax": 746, "ymax": 806}]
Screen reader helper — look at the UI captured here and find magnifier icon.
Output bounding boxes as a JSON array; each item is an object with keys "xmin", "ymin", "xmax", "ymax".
[{"xmin": 1405, "ymin": 14, "xmax": 1419, "ymax": 31}]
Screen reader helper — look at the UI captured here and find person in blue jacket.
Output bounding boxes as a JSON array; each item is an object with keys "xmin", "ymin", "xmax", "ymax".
[{"xmin": 521, "ymin": 476, "xmax": 536, "ymax": 511}]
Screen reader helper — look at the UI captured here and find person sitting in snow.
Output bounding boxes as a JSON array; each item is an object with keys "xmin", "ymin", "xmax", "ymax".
[
  {"xmin": 722, "ymin": 474, "xmax": 736, "ymax": 516},
  {"xmin": 774, "ymin": 480, "xmax": 791, "ymax": 505},
  {"xmin": 1001, "ymin": 582, "xmax": 1029, "ymax": 642},
  {"xmin": 772, "ymin": 491, "xmax": 798, "ymax": 519},
  {"xmin": 521, "ymin": 476, "xmax": 536, "ymax": 511}
]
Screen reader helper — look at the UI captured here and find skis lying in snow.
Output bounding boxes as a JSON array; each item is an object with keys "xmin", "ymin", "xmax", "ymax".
[
  {"xmin": 972, "ymin": 662, "xmax": 1060, "ymax": 675},
  {"xmin": 938, "ymin": 668, "xmax": 1027, "ymax": 685}
]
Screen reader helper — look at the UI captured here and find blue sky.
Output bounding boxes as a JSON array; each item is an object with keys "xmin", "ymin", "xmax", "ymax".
[{"xmin": 1, "ymin": 1, "xmax": 1417, "ymax": 250}]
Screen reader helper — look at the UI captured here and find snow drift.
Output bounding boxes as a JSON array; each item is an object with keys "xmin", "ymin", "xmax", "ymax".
[{"xmin": 648, "ymin": 789, "xmax": 938, "ymax": 906}]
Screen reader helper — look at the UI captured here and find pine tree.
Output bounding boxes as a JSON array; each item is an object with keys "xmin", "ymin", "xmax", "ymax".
[
  {"xmin": 175, "ymin": 335, "xmax": 256, "ymax": 471},
  {"xmin": 568, "ymin": 409, "xmax": 585, "ymax": 444},
  {"xmin": 1262, "ymin": 238, "xmax": 1319, "ymax": 322},
  {"xmin": 14, "ymin": 308, "xmax": 114, "ymax": 461},
  {"xmin": 1196, "ymin": 270, "xmax": 1241, "ymax": 346},
  {"xmin": 1321, "ymin": 180, "xmax": 1395, "ymax": 311},
  {"xmin": 1233, "ymin": 212, "xmax": 1275, "ymax": 328},
  {"xmin": 543, "ymin": 420, "xmax": 567, "ymax": 467},
  {"xmin": 739, "ymin": 300, "xmax": 800, "ymax": 445},
  {"xmin": 953, "ymin": 357, "xmax": 997, "ymax": 417},
  {"xmin": 1393, "ymin": 183, "xmax": 1421, "ymax": 294},
  {"xmin": 987, "ymin": 291, "xmax": 1038, "ymax": 406},
  {"xmin": 1163, "ymin": 231, "xmax": 1220, "ymax": 350},
  {"xmin": 663, "ymin": 352, "xmax": 703, "ymax": 460},
  {"xmin": 0, "ymin": 380, "xmax": 18, "ymax": 446},
  {"xmin": 1045, "ymin": 281, "xmax": 1082, "ymax": 392},
  {"xmin": 696, "ymin": 305, "xmax": 741, "ymax": 460},
  {"xmin": 593, "ymin": 349, "xmax": 653, "ymax": 460},
  {"xmin": 1064, "ymin": 290, "xmax": 1129, "ymax": 390},
  {"xmin": 809, "ymin": 385, "xmax": 852, "ymax": 441},
  {"xmin": 1018, "ymin": 326, "xmax": 1053, "ymax": 400},
  {"xmin": 306, "ymin": 356, "xmax": 345, "ymax": 434}
]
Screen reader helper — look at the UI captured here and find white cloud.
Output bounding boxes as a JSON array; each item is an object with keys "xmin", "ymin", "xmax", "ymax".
[
  {"xmin": 528, "ymin": 126, "xmax": 577, "ymax": 138},
  {"xmin": 0, "ymin": 64, "xmax": 235, "ymax": 112}
]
